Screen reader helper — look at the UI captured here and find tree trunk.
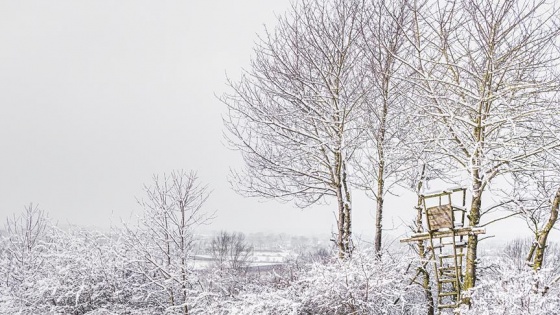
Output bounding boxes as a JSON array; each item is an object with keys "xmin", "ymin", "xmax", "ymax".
[
  {"xmin": 415, "ymin": 165, "xmax": 434, "ymax": 315},
  {"xmin": 532, "ymin": 187, "xmax": 560, "ymax": 270},
  {"xmin": 336, "ymin": 187, "xmax": 346, "ymax": 259},
  {"xmin": 374, "ymin": 82, "xmax": 389, "ymax": 256},
  {"xmin": 163, "ymin": 214, "xmax": 176, "ymax": 308},
  {"xmin": 336, "ymin": 158, "xmax": 353, "ymax": 259},
  {"xmin": 336, "ymin": 188, "xmax": 352, "ymax": 258},
  {"xmin": 464, "ymin": 110, "xmax": 484, "ymax": 298},
  {"xmin": 374, "ymin": 172, "xmax": 384, "ymax": 256},
  {"xmin": 180, "ymin": 202, "xmax": 189, "ymax": 315},
  {"xmin": 420, "ymin": 267, "xmax": 435, "ymax": 315},
  {"xmin": 463, "ymin": 181, "xmax": 482, "ymax": 303}
]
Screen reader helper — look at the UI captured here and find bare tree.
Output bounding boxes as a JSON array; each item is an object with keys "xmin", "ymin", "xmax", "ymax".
[
  {"xmin": 2, "ymin": 203, "xmax": 49, "ymax": 288},
  {"xmin": 210, "ymin": 231, "xmax": 253, "ymax": 272},
  {"xmin": 222, "ymin": 0, "xmax": 367, "ymax": 258},
  {"xmin": 123, "ymin": 170, "xmax": 212, "ymax": 315},
  {"xmin": 351, "ymin": 0, "xmax": 419, "ymax": 256},
  {"xmin": 506, "ymin": 153, "xmax": 560, "ymax": 271},
  {"xmin": 405, "ymin": 0, "xmax": 560, "ymax": 297}
]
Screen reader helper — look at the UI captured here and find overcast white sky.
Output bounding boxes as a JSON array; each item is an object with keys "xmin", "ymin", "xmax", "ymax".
[{"xmin": 0, "ymin": 1, "xmax": 551, "ymax": 243}]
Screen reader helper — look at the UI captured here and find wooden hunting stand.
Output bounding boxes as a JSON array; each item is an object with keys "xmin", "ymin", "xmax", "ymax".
[{"xmin": 401, "ymin": 187, "xmax": 485, "ymax": 311}]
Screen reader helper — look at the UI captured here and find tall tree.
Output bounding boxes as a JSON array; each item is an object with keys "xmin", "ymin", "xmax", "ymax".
[
  {"xmin": 222, "ymin": 0, "xmax": 366, "ymax": 258},
  {"xmin": 406, "ymin": 0, "xmax": 560, "ymax": 297},
  {"xmin": 353, "ymin": 0, "xmax": 415, "ymax": 256}
]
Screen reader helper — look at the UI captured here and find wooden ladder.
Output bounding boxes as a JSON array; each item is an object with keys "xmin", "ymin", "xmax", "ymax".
[
  {"xmin": 433, "ymin": 237, "xmax": 466, "ymax": 309},
  {"xmin": 422, "ymin": 188, "xmax": 467, "ymax": 310}
]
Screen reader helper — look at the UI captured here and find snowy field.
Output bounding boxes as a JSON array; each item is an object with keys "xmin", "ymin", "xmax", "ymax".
[{"xmin": 191, "ymin": 250, "xmax": 293, "ymax": 271}]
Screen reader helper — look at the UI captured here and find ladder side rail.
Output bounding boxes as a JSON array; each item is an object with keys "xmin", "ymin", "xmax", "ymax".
[
  {"xmin": 449, "ymin": 192, "xmax": 463, "ymax": 303},
  {"xmin": 451, "ymin": 230, "xmax": 462, "ymax": 304}
]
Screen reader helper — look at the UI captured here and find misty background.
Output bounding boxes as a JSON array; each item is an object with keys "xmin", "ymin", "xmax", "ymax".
[{"xmin": 0, "ymin": 0, "xmax": 543, "ymax": 242}]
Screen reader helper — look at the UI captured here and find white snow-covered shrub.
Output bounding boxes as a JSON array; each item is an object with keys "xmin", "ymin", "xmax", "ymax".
[
  {"xmin": 0, "ymin": 226, "xmax": 145, "ymax": 315},
  {"xmin": 200, "ymin": 249, "xmax": 427, "ymax": 315},
  {"xmin": 460, "ymin": 257, "xmax": 560, "ymax": 315},
  {"xmin": 295, "ymin": 250, "xmax": 425, "ymax": 314}
]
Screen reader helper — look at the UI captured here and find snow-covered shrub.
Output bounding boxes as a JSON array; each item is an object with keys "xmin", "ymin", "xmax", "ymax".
[
  {"xmin": 0, "ymin": 225, "xmax": 146, "ymax": 315},
  {"xmin": 460, "ymin": 257, "xmax": 560, "ymax": 315},
  {"xmin": 295, "ymin": 250, "xmax": 424, "ymax": 314},
  {"xmin": 200, "ymin": 249, "xmax": 427, "ymax": 315}
]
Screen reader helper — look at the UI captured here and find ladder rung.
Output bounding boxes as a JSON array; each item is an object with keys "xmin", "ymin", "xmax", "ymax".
[
  {"xmin": 439, "ymin": 278, "xmax": 459, "ymax": 283},
  {"xmin": 439, "ymin": 291, "xmax": 459, "ymax": 297},
  {"xmin": 440, "ymin": 273, "xmax": 462, "ymax": 279},
  {"xmin": 438, "ymin": 303, "xmax": 459, "ymax": 309},
  {"xmin": 439, "ymin": 269, "xmax": 461, "ymax": 275},
  {"xmin": 439, "ymin": 266, "xmax": 457, "ymax": 271},
  {"xmin": 439, "ymin": 254, "xmax": 464, "ymax": 259}
]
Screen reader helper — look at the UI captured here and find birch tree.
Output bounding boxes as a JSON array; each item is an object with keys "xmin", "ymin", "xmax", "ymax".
[
  {"xmin": 406, "ymin": 0, "xmax": 560, "ymax": 297},
  {"xmin": 222, "ymin": 0, "xmax": 366, "ymax": 258}
]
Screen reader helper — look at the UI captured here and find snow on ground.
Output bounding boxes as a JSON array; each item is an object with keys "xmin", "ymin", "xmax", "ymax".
[{"xmin": 191, "ymin": 250, "xmax": 294, "ymax": 270}]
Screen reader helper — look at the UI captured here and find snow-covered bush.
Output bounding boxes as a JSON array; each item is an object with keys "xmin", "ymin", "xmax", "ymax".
[
  {"xmin": 460, "ymin": 257, "xmax": 560, "ymax": 315},
  {"xmin": 9, "ymin": 209, "xmax": 560, "ymax": 315},
  {"xmin": 0, "ymin": 226, "xmax": 139, "ymax": 314},
  {"xmin": 200, "ymin": 249, "xmax": 427, "ymax": 315}
]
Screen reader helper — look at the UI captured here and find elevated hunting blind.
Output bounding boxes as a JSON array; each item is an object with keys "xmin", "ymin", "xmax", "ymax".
[{"xmin": 401, "ymin": 187, "xmax": 485, "ymax": 312}]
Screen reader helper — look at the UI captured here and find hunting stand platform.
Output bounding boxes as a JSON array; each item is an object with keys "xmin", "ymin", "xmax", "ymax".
[{"xmin": 400, "ymin": 187, "xmax": 485, "ymax": 311}]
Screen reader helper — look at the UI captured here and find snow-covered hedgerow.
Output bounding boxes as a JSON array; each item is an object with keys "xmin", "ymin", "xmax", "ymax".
[{"xmin": 201, "ymin": 249, "xmax": 428, "ymax": 315}]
